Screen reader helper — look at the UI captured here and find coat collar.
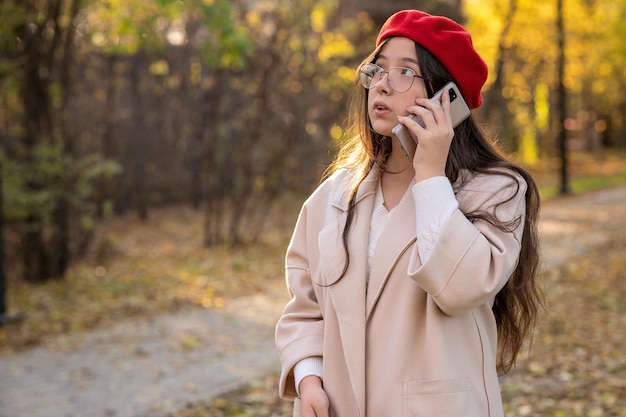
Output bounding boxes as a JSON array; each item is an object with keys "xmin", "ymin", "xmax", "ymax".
[{"xmin": 329, "ymin": 166, "xmax": 380, "ymax": 212}]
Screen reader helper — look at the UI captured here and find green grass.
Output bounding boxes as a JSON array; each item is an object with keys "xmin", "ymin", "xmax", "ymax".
[{"xmin": 539, "ymin": 171, "xmax": 626, "ymax": 200}]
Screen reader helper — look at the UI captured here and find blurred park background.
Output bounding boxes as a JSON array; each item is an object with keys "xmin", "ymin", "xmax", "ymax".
[{"xmin": 0, "ymin": 0, "xmax": 625, "ymax": 416}]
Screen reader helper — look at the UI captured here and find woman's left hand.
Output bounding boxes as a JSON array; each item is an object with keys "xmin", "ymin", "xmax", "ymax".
[{"xmin": 397, "ymin": 89, "xmax": 455, "ymax": 182}]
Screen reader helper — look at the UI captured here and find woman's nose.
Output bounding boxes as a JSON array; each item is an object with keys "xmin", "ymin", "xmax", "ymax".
[{"xmin": 373, "ymin": 72, "xmax": 391, "ymax": 93}]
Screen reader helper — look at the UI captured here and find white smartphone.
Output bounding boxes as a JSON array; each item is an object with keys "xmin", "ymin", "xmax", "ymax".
[{"xmin": 391, "ymin": 81, "xmax": 470, "ymax": 162}]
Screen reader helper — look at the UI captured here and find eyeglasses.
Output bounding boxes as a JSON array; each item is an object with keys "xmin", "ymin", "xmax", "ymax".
[{"xmin": 358, "ymin": 63, "xmax": 429, "ymax": 93}]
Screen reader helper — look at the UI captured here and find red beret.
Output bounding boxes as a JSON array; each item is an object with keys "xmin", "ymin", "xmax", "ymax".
[{"xmin": 376, "ymin": 10, "xmax": 488, "ymax": 109}]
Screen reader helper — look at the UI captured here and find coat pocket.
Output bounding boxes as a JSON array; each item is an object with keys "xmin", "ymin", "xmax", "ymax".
[{"xmin": 403, "ymin": 378, "xmax": 470, "ymax": 417}]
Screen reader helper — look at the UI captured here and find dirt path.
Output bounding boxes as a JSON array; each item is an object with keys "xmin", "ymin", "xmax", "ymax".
[
  {"xmin": 1, "ymin": 186, "xmax": 625, "ymax": 417},
  {"xmin": 0, "ymin": 292, "xmax": 286, "ymax": 417},
  {"xmin": 538, "ymin": 185, "xmax": 626, "ymax": 270}
]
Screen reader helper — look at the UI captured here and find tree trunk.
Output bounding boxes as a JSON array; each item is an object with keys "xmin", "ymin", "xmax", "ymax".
[
  {"xmin": 556, "ymin": 0, "xmax": 570, "ymax": 195},
  {"xmin": 21, "ymin": 17, "xmax": 52, "ymax": 282},
  {"xmin": 129, "ymin": 52, "xmax": 149, "ymax": 220},
  {"xmin": 202, "ymin": 68, "xmax": 227, "ymax": 246},
  {"xmin": 478, "ymin": 0, "xmax": 517, "ymax": 149},
  {"xmin": 0, "ymin": 163, "xmax": 6, "ymax": 316},
  {"xmin": 96, "ymin": 54, "xmax": 119, "ymax": 217},
  {"xmin": 49, "ymin": 0, "xmax": 81, "ymax": 278},
  {"xmin": 0, "ymin": 162, "xmax": 22, "ymax": 324}
]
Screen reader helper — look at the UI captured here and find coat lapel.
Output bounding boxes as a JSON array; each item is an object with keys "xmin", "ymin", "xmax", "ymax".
[
  {"xmin": 326, "ymin": 167, "xmax": 378, "ymax": 415},
  {"xmin": 365, "ymin": 182, "xmax": 418, "ymax": 320}
]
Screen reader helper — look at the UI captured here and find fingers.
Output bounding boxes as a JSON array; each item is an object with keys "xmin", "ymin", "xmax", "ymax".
[
  {"xmin": 301, "ymin": 395, "xmax": 330, "ymax": 417},
  {"xmin": 397, "ymin": 113, "xmax": 425, "ymax": 130},
  {"xmin": 402, "ymin": 91, "xmax": 455, "ymax": 181},
  {"xmin": 399, "ymin": 97, "xmax": 452, "ymax": 140},
  {"xmin": 411, "ymin": 89, "xmax": 451, "ymax": 129},
  {"xmin": 299, "ymin": 376, "xmax": 330, "ymax": 417}
]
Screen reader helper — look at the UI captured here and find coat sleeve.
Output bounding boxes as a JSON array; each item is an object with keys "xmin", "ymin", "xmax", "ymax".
[
  {"xmin": 407, "ymin": 171, "xmax": 527, "ymax": 316},
  {"xmin": 275, "ymin": 203, "xmax": 325, "ymax": 399}
]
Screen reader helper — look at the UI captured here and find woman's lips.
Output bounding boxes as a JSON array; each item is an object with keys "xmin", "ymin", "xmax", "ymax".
[{"xmin": 373, "ymin": 101, "xmax": 392, "ymax": 116}]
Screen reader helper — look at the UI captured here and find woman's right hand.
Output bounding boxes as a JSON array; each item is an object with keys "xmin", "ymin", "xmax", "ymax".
[
  {"xmin": 299, "ymin": 375, "xmax": 330, "ymax": 417},
  {"xmin": 400, "ymin": 90, "xmax": 455, "ymax": 183}
]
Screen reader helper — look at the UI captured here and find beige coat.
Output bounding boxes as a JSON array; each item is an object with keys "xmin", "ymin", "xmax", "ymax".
[{"xmin": 275, "ymin": 166, "xmax": 526, "ymax": 417}]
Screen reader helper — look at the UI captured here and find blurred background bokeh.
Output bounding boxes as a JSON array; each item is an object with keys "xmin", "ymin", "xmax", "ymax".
[
  {"xmin": 0, "ymin": 0, "xmax": 625, "ymax": 415},
  {"xmin": 1, "ymin": 0, "xmax": 625, "ymax": 280}
]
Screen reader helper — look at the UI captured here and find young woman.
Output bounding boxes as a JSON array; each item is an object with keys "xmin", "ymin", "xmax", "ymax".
[{"xmin": 275, "ymin": 10, "xmax": 542, "ymax": 417}]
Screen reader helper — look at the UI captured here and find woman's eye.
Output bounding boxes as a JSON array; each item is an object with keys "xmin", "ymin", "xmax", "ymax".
[
  {"xmin": 399, "ymin": 68, "xmax": 416, "ymax": 77},
  {"xmin": 365, "ymin": 64, "xmax": 381, "ymax": 75}
]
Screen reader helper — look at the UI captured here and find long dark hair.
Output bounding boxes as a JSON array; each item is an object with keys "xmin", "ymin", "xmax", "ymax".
[{"xmin": 324, "ymin": 40, "xmax": 543, "ymax": 375}]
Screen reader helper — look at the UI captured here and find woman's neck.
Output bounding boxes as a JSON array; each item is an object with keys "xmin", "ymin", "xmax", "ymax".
[{"xmin": 380, "ymin": 146, "xmax": 415, "ymax": 209}]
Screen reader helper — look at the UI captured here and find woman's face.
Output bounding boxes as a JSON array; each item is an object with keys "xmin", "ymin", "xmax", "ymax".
[{"xmin": 366, "ymin": 37, "xmax": 428, "ymax": 138}]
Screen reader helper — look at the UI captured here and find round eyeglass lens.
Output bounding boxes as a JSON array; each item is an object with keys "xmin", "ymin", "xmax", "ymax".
[{"xmin": 358, "ymin": 64, "xmax": 420, "ymax": 93}]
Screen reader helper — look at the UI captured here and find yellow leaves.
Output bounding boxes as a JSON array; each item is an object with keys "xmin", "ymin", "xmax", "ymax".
[
  {"xmin": 309, "ymin": 0, "xmax": 338, "ymax": 33},
  {"xmin": 286, "ymin": 30, "xmax": 355, "ymax": 74},
  {"xmin": 535, "ymin": 83, "xmax": 550, "ymax": 132},
  {"xmin": 510, "ymin": 82, "xmax": 548, "ymax": 164},
  {"xmin": 149, "ymin": 59, "xmax": 169, "ymax": 76},
  {"xmin": 180, "ymin": 334, "xmax": 200, "ymax": 350},
  {"xmin": 329, "ymin": 124, "xmax": 343, "ymax": 141},
  {"xmin": 499, "ymin": 198, "xmax": 626, "ymax": 416},
  {"xmin": 308, "ymin": 1, "xmax": 357, "ymax": 63},
  {"xmin": 168, "ymin": 374, "xmax": 293, "ymax": 416},
  {"xmin": 246, "ymin": 10, "xmax": 261, "ymax": 27},
  {"xmin": 317, "ymin": 32, "xmax": 354, "ymax": 63},
  {"xmin": 466, "ymin": 0, "xmax": 626, "ymax": 156},
  {"xmin": 84, "ymin": 0, "xmax": 160, "ymax": 54},
  {"xmin": 519, "ymin": 126, "xmax": 539, "ymax": 164},
  {"xmin": 463, "ymin": 0, "xmax": 504, "ymax": 67},
  {"xmin": 336, "ymin": 65, "xmax": 355, "ymax": 84},
  {"xmin": 310, "ymin": 7, "xmax": 326, "ymax": 33},
  {"xmin": 0, "ymin": 204, "xmax": 292, "ymax": 353},
  {"xmin": 288, "ymin": 37, "xmax": 302, "ymax": 53}
]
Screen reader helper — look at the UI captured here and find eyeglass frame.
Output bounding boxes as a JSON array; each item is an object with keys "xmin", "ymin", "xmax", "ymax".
[{"xmin": 358, "ymin": 63, "xmax": 430, "ymax": 93}]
